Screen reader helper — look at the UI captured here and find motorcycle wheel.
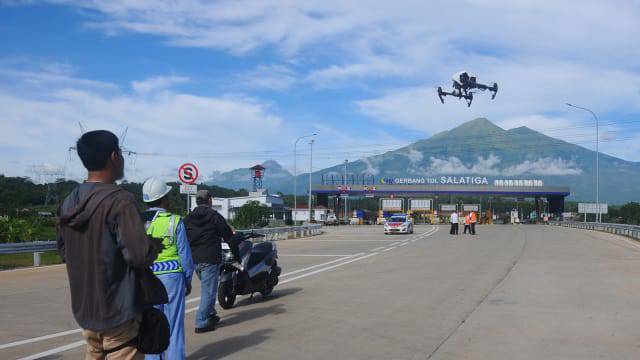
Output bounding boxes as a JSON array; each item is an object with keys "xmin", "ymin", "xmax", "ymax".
[{"xmin": 218, "ymin": 281, "xmax": 236, "ymax": 309}]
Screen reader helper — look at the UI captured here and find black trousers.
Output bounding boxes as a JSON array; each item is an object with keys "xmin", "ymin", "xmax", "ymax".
[
  {"xmin": 464, "ymin": 225, "xmax": 471, "ymax": 234},
  {"xmin": 471, "ymin": 222, "xmax": 476, "ymax": 235},
  {"xmin": 450, "ymin": 223, "xmax": 459, "ymax": 235}
]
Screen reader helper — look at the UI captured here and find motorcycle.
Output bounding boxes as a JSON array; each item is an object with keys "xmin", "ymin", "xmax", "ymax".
[{"xmin": 218, "ymin": 232, "xmax": 281, "ymax": 309}]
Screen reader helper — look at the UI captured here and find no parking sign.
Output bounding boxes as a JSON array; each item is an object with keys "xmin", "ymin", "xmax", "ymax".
[{"xmin": 178, "ymin": 163, "xmax": 199, "ymax": 185}]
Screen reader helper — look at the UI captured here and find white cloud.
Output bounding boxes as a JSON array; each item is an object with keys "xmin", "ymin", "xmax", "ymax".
[
  {"xmin": 0, "ymin": 64, "xmax": 288, "ymax": 182},
  {"xmin": 361, "ymin": 157, "xmax": 380, "ymax": 175},
  {"xmin": 234, "ymin": 65, "xmax": 298, "ymax": 91},
  {"xmin": 428, "ymin": 155, "xmax": 501, "ymax": 175},
  {"xmin": 131, "ymin": 75, "xmax": 190, "ymax": 94},
  {"xmin": 502, "ymin": 158, "xmax": 582, "ymax": 176},
  {"xmin": 426, "ymin": 154, "xmax": 582, "ymax": 176}
]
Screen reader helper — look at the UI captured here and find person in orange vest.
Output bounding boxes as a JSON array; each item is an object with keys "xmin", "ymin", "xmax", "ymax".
[
  {"xmin": 463, "ymin": 213, "xmax": 471, "ymax": 234},
  {"xmin": 470, "ymin": 211, "xmax": 477, "ymax": 235}
]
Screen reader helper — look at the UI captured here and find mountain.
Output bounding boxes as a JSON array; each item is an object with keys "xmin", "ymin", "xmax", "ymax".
[{"xmin": 207, "ymin": 118, "xmax": 640, "ymax": 204}]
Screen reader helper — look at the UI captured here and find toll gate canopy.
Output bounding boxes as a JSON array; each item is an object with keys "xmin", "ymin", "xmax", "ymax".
[{"xmin": 312, "ymin": 176, "xmax": 570, "ymax": 216}]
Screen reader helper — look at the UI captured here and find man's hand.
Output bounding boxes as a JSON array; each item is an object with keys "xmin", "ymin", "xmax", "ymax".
[{"xmin": 186, "ymin": 282, "xmax": 192, "ymax": 296}]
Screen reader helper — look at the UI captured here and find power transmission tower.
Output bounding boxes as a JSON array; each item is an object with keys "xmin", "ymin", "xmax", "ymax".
[{"xmin": 31, "ymin": 164, "xmax": 65, "ymax": 206}]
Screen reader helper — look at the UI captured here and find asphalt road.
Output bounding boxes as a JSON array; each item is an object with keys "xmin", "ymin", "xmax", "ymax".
[{"xmin": 2, "ymin": 224, "xmax": 640, "ymax": 359}]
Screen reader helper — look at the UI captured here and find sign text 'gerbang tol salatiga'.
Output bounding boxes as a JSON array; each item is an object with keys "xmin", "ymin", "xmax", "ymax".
[{"xmin": 380, "ymin": 176, "xmax": 544, "ymax": 187}]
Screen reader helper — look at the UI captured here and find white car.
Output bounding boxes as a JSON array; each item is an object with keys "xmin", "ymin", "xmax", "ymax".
[{"xmin": 384, "ymin": 215, "xmax": 414, "ymax": 235}]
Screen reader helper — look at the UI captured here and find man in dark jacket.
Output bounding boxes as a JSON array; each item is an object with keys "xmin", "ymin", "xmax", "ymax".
[
  {"xmin": 57, "ymin": 130, "xmax": 161, "ymax": 359},
  {"xmin": 184, "ymin": 190, "xmax": 237, "ymax": 333}
]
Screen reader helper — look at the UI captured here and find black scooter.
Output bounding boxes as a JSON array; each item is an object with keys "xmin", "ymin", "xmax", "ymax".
[{"xmin": 218, "ymin": 232, "xmax": 281, "ymax": 309}]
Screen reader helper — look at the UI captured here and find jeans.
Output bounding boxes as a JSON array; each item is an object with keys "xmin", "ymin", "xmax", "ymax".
[
  {"xmin": 195, "ymin": 263, "xmax": 220, "ymax": 328},
  {"xmin": 146, "ymin": 272, "xmax": 186, "ymax": 360}
]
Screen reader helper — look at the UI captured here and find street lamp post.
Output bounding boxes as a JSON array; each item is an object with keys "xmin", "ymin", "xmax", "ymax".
[
  {"xmin": 566, "ymin": 103, "xmax": 600, "ymax": 222},
  {"xmin": 344, "ymin": 160, "xmax": 348, "ymax": 221},
  {"xmin": 308, "ymin": 139, "xmax": 315, "ymax": 222},
  {"xmin": 293, "ymin": 133, "xmax": 316, "ymax": 223}
]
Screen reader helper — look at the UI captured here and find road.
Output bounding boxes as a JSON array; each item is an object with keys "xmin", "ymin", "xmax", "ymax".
[{"xmin": 2, "ymin": 224, "xmax": 640, "ymax": 359}]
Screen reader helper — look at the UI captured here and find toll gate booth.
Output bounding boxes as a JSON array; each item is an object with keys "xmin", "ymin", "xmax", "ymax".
[{"xmin": 313, "ymin": 177, "xmax": 570, "ymax": 223}]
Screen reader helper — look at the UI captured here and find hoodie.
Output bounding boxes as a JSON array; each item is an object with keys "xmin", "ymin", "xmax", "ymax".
[
  {"xmin": 57, "ymin": 182, "xmax": 159, "ymax": 331},
  {"xmin": 183, "ymin": 205, "xmax": 236, "ymax": 264}
]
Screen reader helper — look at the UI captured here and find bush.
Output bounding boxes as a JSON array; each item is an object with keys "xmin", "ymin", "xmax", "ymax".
[{"xmin": 0, "ymin": 217, "xmax": 45, "ymax": 243}]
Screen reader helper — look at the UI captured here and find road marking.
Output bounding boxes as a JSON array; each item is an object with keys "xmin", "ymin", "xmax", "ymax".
[
  {"xmin": 0, "ymin": 329, "xmax": 83, "ymax": 350},
  {"xmin": 7, "ymin": 227, "xmax": 442, "ymax": 356},
  {"xmin": 16, "ymin": 251, "xmax": 381, "ymax": 358},
  {"xmin": 283, "ymin": 239, "xmax": 413, "ymax": 242},
  {"xmin": 278, "ymin": 254, "xmax": 357, "ymax": 257},
  {"xmin": 390, "ymin": 242, "xmax": 401, "ymax": 246},
  {"xmin": 277, "ymin": 252, "xmax": 379, "ymax": 284},
  {"xmin": 398, "ymin": 242, "xmax": 409, "ymax": 247},
  {"xmin": 371, "ymin": 246, "xmax": 386, "ymax": 252},
  {"xmin": 16, "ymin": 340, "xmax": 86, "ymax": 360}
]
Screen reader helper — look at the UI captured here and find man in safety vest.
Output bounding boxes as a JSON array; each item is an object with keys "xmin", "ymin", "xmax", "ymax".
[
  {"xmin": 470, "ymin": 211, "xmax": 477, "ymax": 235},
  {"xmin": 463, "ymin": 213, "xmax": 472, "ymax": 234},
  {"xmin": 142, "ymin": 177, "xmax": 194, "ymax": 360}
]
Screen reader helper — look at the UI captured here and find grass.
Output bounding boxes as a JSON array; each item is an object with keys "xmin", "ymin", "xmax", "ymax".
[{"xmin": 0, "ymin": 251, "xmax": 62, "ymax": 271}]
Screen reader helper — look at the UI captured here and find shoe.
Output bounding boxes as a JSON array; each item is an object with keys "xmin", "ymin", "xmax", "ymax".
[
  {"xmin": 210, "ymin": 314, "xmax": 220, "ymax": 324},
  {"xmin": 195, "ymin": 323, "xmax": 216, "ymax": 334}
]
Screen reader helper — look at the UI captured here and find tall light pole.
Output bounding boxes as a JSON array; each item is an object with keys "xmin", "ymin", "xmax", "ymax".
[
  {"xmin": 293, "ymin": 133, "xmax": 316, "ymax": 223},
  {"xmin": 308, "ymin": 139, "xmax": 315, "ymax": 222},
  {"xmin": 567, "ymin": 103, "xmax": 600, "ymax": 222},
  {"xmin": 344, "ymin": 160, "xmax": 348, "ymax": 221}
]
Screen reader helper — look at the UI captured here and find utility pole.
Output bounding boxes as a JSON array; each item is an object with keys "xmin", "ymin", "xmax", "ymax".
[
  {"xmin": 308, "ymin": 139, "xmax": 314, "ymax": 222},
  {"xmin": 293, "ymin": 133, "xmax": 316, "ymax": 223},
  {"xmin": 567, "ymin": 103, "xmax": 600, "ymax": 222},
  {"xmin": 344, "ymin": 160, "xmax": 348, "ymax": 221}
]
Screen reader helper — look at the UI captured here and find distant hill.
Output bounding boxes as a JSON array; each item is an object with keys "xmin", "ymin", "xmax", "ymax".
[{"xmin": 207, "ymin": 118, "xmax": 640, "ymax": 204}]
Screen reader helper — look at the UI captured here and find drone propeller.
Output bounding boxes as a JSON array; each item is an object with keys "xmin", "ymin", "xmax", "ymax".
[{"xmin": 490, "ymin": 83, "xmax": 498, "ymax": 99}]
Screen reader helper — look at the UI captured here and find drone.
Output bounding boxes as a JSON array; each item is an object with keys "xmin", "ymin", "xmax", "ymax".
[{"xmin": 437, "ymin": 71, "xmax": 498, "ymax": 107}]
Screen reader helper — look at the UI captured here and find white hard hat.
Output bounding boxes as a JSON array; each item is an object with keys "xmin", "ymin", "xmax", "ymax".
[{"xmin": 142, "ymin": 177, "xmax": 172, "ymax": 203}]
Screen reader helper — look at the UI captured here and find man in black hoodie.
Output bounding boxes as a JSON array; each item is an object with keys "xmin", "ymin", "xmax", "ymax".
[
  {"xmin": 57, "ymin": 130, "xmax": 161, "ymax": 359},
  {"xmin": 184, "ymin": 190, "xmax": 237, "ymax": 333}
]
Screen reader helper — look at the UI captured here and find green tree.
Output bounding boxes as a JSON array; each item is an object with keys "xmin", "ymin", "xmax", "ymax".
[
  {"xmin": 232, "ymin": 201, "xmax": 270, "ymax": 229},
  {"xmin": 620, "ymin": 202, "xmax": 640, "ymax": 225}
]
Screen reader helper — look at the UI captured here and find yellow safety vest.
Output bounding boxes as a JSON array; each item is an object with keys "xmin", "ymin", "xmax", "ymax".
[{"xmin": 146, "ymin": 211, "xmax": 183, "ymax": 275}]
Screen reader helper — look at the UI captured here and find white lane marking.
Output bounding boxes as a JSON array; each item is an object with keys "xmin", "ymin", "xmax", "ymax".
[
  {"xmin": 18, "ymin": 251, "xmax": 384, "ymax": 357},
  {"xmin": 398, "ymin": 242, "xmax": 409, "ymax": 247},
  {"xmin": 8, "ymin": 227, "xmax": 442, "ymax": 355},
  {"xmin": 371, "ymin": 246, "xmax": 386, "ymax": 252},
  {"xmin": 283, "ymin": 239, "xmax": 410, "ymax": 242},
  {"xmin": 280, "ymin": 253, "xmax": 365, "ymax": 278},
  {"xmin": 390, "ymin": 242, "xmax": 401, "ymax": 246},
  {"xmin": 277, "ymin": 252, "xmax": 379, "ymax": 284},
  {"xmin": 16, "ymin": 340, "xmax": 85, "ymax": 360},
  {"xmin": 0, "ymin": 329, "xmax": 83, "ymax": 350},
  {"xmin": 278, "ymin": 254, "xmax": 357, "ymax": 257}
]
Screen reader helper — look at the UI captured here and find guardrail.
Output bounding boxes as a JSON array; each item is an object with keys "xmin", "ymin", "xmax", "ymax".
[
  {"xmin": 549, "ymin": 221, "xmax": 640, "ymax": 240},
  {"xmin": 237, "ymin": 224, "xmax": 323, "ymax": 241},
  {"xmin": 0, "ymin": 224, "xmax": 324, "ymax": 267}
]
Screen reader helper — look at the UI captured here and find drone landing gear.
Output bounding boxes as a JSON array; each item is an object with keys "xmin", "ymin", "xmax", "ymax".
[
  {"xmin": 437, "ymin": 87, "xmax": 473, "ymax": 107},
  {"xmin": 476, "ymin": 82, "xmax": 498, "ymax": 99}
]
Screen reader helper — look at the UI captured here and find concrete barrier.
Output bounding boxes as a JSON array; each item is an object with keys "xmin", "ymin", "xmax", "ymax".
[{"xmin": 549, "ymin": 221, "xmax": 640, "ymax": 240}]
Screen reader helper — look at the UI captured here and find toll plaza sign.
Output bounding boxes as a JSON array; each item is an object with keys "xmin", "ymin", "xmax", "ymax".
[{"xmin": 379, "ymin": 176, "xmax": 544, "ymax": 186}]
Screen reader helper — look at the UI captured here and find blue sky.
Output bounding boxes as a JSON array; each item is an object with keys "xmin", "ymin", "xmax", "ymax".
[{"xmin": 1, "ymin": 1, "xmax": 639, "ymax": 182}]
